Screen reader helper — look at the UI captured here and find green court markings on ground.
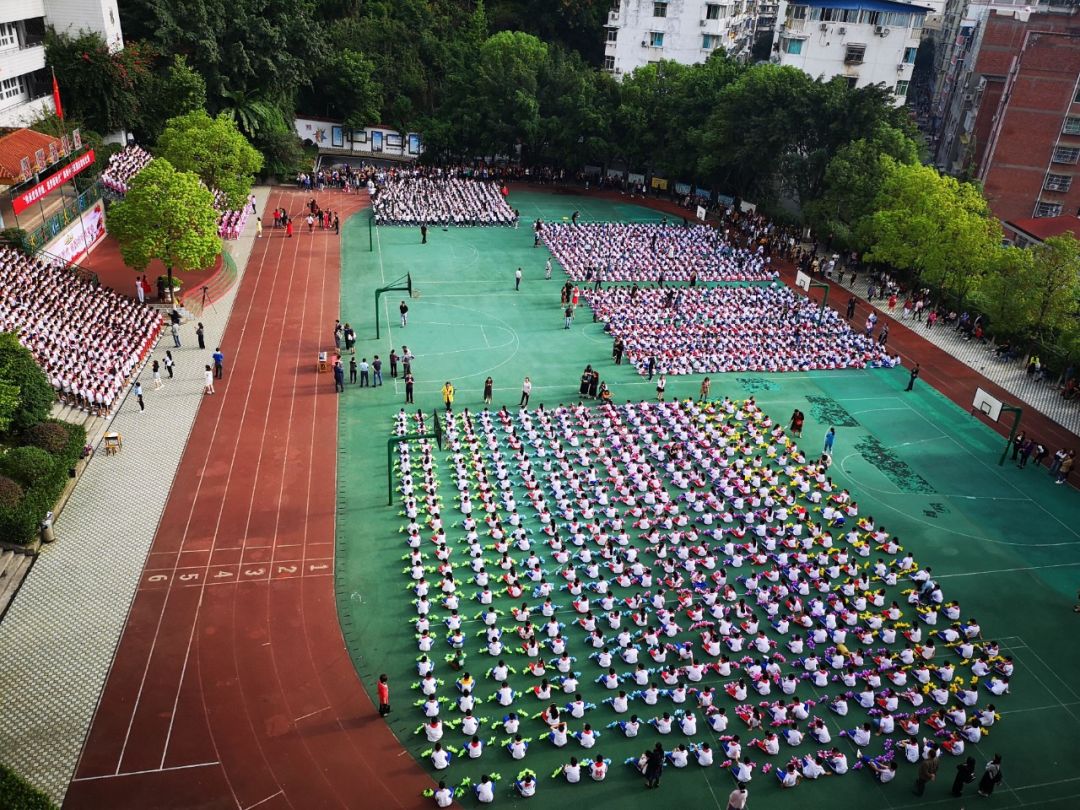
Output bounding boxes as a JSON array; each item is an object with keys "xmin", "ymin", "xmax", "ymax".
[{"xmin": 336, "ymin": 191, "xmax": 1080, "ymax": 809}]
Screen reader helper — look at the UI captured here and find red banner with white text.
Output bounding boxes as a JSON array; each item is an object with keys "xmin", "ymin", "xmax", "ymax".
[{"xmin": 12, "ymin": 149, "xmax": 95, "ymax": 215}]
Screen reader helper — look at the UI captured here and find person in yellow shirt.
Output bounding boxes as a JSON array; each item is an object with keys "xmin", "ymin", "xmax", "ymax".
[{"xmin": 442, "ymin": 381, "xmax": 455, "ymax": 412}]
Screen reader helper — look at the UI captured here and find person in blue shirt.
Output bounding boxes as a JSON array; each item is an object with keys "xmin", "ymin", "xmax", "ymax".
[{"xmin": 212, "ymin": 347, "xmax": 225, "ymax": 379}]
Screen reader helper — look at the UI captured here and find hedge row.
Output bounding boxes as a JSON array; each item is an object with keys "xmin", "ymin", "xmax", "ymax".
[
  {"xmin": 0, "ymin": 763, "xmax": 57, "ymax": 810},
  {"xmin": 0, "ymin": 420, "xmax": 86, "ymax": 545}
]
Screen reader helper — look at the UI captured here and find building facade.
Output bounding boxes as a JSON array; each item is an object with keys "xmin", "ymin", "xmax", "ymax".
[
  {"xmin": 603, "ymin": 0, "xmax": 760, "ymax": 77},
  {"xmin": 771, "ymin": 0, "xmax": 931, "ymax": 105},
  {"xmin": 0, "ymin": 0, "xmax": 123, "ymax": 128},
  {"xmin": 975, "ymin": 11, "xmax": 1080, "ymax": 222}
]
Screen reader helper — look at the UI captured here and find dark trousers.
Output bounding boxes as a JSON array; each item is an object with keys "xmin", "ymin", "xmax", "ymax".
[
  {"xmin": 379, "ymin": 702, "xmax": 389, "ymax": 717},
  {"xmin": 520, "ymin": 393, "xmax": 529, "ymax": 406},
  {"xmin": 405, "ymin": 388, "xmax": 413, "ymax": 403},
  {"xmin": 214, "ymin": 363, "xmax": 223, "ymax": 379},
  {"xmin": 914, "ymin": 777, "xmax": 929, "ymax": 796},
  {"xmin": 360, "ymin": 371, "xmax": 369, "ymax": 387},
  {"xmin": 350, "ymin": 369, "xmax": 357, "ymax": 383}
]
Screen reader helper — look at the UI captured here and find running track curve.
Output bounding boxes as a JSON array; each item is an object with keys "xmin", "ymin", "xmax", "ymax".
[{"xmin": 65, "ymin": 189, "xmax": 433, "ymax": 810}]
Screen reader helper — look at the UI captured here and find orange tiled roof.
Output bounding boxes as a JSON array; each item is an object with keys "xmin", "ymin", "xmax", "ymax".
[{"xmin": 0, "ymin": 128, "xmax": 63, "ymax": 185}]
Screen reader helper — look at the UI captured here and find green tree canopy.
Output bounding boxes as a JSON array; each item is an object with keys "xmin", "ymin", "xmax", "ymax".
[
  {"xmin": 805, "ymin": 123, "xmax": 921, "ymax": 250},
  {"xmin": 156, "ymin": 110, "xmax": 263, "ymax": 208},
  {"xmin": 108, "ymin": 159, "xmax": 221, "ymax": 287},
  {"xmin": 0, "ymin": 333, "xmax": 55, "ymax": 434},
  {"xmin": 135, "ymin": 55, "xmax": 207, "ymax": 143},
  {"xmin": 46, "ymin": 30, "xmax": 154, "ymax": 133},
  {"xmin": 862, "ymin": 160, "xmax": 1000, "ymax": 307}
]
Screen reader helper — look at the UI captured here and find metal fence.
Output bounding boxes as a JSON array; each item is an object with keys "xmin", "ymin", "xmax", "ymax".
[{"xmin": 21, "ymin": 182, "xmax": 103, "ymax": 254}]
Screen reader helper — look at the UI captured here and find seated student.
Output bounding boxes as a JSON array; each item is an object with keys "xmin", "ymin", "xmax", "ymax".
[
  {"xmin": 729, "ymin": 756, "xmax": 755, "ymax": 783},
  {"xmin": 474, "ymin": 774, "xmax": 497, "ymax": 804},
  {"xmin": 515, "ymin": 771, "xmax": 537, "ymax": 798},
  {"xmin": 777, "ymin": 763, "xmax": 801, "ymax": 788},
  {"xmin": 862, "ymin": 756, "xmax": 898, "ymax": 783}
]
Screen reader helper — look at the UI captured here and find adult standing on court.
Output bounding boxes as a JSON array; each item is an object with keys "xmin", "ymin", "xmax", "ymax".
[
  {"xmin": 442, "ymin": 380, "xmax": 455, "ymax": 412},
  {"xmin": 373, "ymin": 355, "xmax": 383, "ymax": 386},
  {"xmin": 378, "ymin": 674, "xmax": 390, "ymax": 717},
  {"xmin": 564, "ymin": 305, "xmax": 573, "ymax": 329},
  {"xmin": 906, "ymin": 362, "xmax": 920, "ymax": 391},
  {"xmin": 824, "ymin": 427, "xmax": 836, "ymax": 454},
  {"xmin": 389, "ymin": 348, "xmax": 399, "ymax": 378},
  {"xmin": 515, "ymin": 267, "xmax": 522, "ymax": 291},
  {"xmin": 483, "ymin": 377, "xmax": 493, "ymax": 405},
  {"xmin": 213, "ymin": 347, "xmax": 225, "ymax": 379},
  {"xmin": 699, "ymin": 377, "xmax": 711, "ymax": 402},
  {"xmin": 519, "ymin": 377, "xmax": 532, "ymax": 407},
  {"xmin": 196, "ymin": 322, "xmax": 206, "ymax": 350},
  {"xmin": 726, "ymin": 783, "xmax": 748, "ymax": 810},
  {"xmin": 644, "ymin": 743, "xmax": 664, "ymax": 789},
  {"xmin": 951, "ymin": 756, "xmax": 977, "ymax": 797},
  {"xmin": 400, "ymin": 301, "xmax": 409, "ymax": 327},
  {"xmin": 656, "ymin": 374, "xmax": 666, "ymax": 402},
  {"xmin": 914, "ymin": 745, "xmax": 940, "ymax": 795},
  {"xmin": 404, "ymin": 372, "xmax": 415, "ymax": 404},
  {"xmin": 421, "ymin": 224, "xmax": 428, "ymax": 244},
  {"xmin": 977, "ymin": 755, "xmax": 1003, "ymax": 797},
  {"xmin": 402, "ymin": 346, "xmax": 414, "ymax": 376}
]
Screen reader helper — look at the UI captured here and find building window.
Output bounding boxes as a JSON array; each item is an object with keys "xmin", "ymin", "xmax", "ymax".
[
  {"xmin": 703, "ymin": 34, "xmax": 720, "ymax": 49},
  {"xmin": 894, "ymin": 80, "xmax": 910, "ymax": 98},
  {"xmin": 1, "ymin": 76, "xmax": 25, "ymax": 101},
  {"xmin": 604, "ymin": 55, "xmax": 616, "ymax": 71},
  {"xmin": 846, "ymin": 76, "xmax": 859, "ymax": 89},
  {"xmin": 1065, "ymin": 117, "xmax": 1080, "ymax": 136},
  {"xmin": 904, "ymin": 46, "xmax": 918, "ymax": 64},
  {"xmin": 654, "ymin": 1, "xmax": 667, "ymax": 17},
  {"xmin": 1053, "ymin": 146, "xmax": 1080, "ymax": 164},
  {"xmin": 0, "ymin": 22, "xmax": 17, "ymax": 50},
  {"xmin": 782, "ymin": 37, "xmax": 803, "ymax": 55},
  {"xmin": 649, "ymin": 31, "xmax": 664, "ymax": 47},
  {"xmin": 1074, "ymin": 86, "xmax": 1080, "ymax": 104},
  {"xmin": 1045, "ymin": 173, "xmax": 1073, "ymax": 193},
  {"xmin": 844, "ymin": 44, "xmax": 866, "ymax": 64},
  {"xmin": 706, "ymin": 3, "xmax": 722, "ymax": 19},
  {"xmin": 606, "ymin": 28, "xmax": 618, "ymax": 42},
  {"xmin": 1034, "ymin": 201, "xmax": 1063, "ymax": 218}
]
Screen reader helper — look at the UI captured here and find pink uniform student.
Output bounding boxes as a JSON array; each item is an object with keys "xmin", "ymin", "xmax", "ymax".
[
  {"xmin": 541, "ymin": 222, "xmax": 778, "ymax": 283},
  {"xmin": 586, "ymin": 285, "xmax": 896, "ymax": 377}
]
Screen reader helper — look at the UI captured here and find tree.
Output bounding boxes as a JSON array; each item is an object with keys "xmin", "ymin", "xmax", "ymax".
[
  {"xmin": 1024, "ymin": 235, "xmax": 1080, "ymax": 349},
  {"xmin": 308, "ymin": 49, "xmax": 382, "ymax": 128},
  {"xmin": 469, "ymin": 31, "xmax": 549, "ymax": 159},
  {"xmin": 108, "ymin": 159, "xmax": 221, "ymax": 293},
  {"xmin": 46, "ymin": 31, "xmax": 155, "ymax": 133},
  {"xmin": 862, "ymin": 160, "xmax": 1000, "ymax": 308},
  {"xmin": 134, "ymin": 55, "xmax": 207, "ymax": 143},
  {"xmin": 805, "ymin": 124, "xmax": 920, "ymax": 250},
  {"xmin": 0, "ymin": 333, "xmax": 55, "ymax": 434},
  {"xmin": 156, "ymin": 110, "xmax": 263, "ymax": 208},
  {"xmin": 974, "ymin": 246, "xmax": 1035, "ymax": 338}
]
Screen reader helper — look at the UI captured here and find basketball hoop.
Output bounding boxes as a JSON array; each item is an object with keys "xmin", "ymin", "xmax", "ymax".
[{"xmin": 412, "ymin": 289, "xmax": 421, "ymax": 299}]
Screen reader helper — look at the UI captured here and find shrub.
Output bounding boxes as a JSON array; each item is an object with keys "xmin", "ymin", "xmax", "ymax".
[
  {"xmin": 0, "ymin": 447, "xmax": 62, "ymax": 491},
  {"xmin": 0, "ymin": 474, "xmax": 23, "ymax": 508},
  {"xmin": 0, "ymin": 763, "xmax": 58, "ymax": 810},
  {"xmin": 0, "ymin": 487, "xmax": 51, "ymax": 545},
  {"xmin": 22, "ymin": 421, "xmax": 71, "ymax": 455},
  {"xmin": 0, "ymin": 333, "xmax": 55, "ymax": 433}
]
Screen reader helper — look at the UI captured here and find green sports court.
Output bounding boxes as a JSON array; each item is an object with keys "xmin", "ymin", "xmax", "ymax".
[{"xmin": 334, "ymin": 191, "xmax": 1080, "ymax": 809}]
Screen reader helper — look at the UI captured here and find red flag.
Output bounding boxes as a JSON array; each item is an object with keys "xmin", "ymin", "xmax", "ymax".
[{"xmin": 52, "ymin": 69, "xmax": 63, "ymax": 121}]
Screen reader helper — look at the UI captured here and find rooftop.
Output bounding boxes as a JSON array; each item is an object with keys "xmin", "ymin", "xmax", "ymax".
[{"xmin": 0, "ymin": 128, "xmax": 63, "ymax": 186}]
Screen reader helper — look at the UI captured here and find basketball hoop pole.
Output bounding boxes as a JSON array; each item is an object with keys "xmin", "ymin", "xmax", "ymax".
[
  {"xmin": 808, "ymin": 281, "xmax": 829, "ymax": 323},
  {"xmin": 373, "ymin": 272, "xmax": 413, "ymax": 340},
  {"xmin": 996, "ymin": 405, "xmax": 1022, "ymax": 466}
]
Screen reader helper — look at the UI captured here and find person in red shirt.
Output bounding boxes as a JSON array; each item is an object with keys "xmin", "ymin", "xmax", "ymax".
[{"xmin": 378, "ymin": 674, "xmax": 390, "ymax": 716}]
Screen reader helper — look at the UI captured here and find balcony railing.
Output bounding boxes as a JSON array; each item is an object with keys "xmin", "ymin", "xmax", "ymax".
[{"xmin": 21, "ymin": 182, "xmax": 103, "ymax": 254}]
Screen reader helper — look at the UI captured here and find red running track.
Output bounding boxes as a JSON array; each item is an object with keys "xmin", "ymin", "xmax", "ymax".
[{"xmin": 66, "ymin": 189, "xmax": 433, "ymax": 810}]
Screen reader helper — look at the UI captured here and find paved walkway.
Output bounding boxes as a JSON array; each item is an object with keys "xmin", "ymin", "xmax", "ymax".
[
  {"xmin": 831, "ymin": 272, "xmax": 1080, "ymax": 436},
  {"xmin": 0, "ymin": 187, "xmax": 269, "ymax": 804}
]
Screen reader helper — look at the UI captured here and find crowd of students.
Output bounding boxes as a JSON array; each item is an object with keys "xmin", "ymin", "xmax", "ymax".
[
  {"xmin": 0, "ymin": 247, "xmax": 161, "ymax": 415},
  {"xmin": 99, "ymin": 145, "xmax": 154, "ymax": 195},
  {"xmin": 373, "ymin": 175, "xmax": 517, "ymax": 226},
  {"xmin": 542, "ymin": 223, "xmax": 778, "ymax": 284},
  {"xmin": 587, "ymin": 285, "xmax": 898, "ymax": 377},
  {"xmin": 398, "ymin": 397, "xmax": 1009, "ymax": 802},
  {"xmin": 101, "ymin": 146, "xmax": 249, "ymax": 239}
]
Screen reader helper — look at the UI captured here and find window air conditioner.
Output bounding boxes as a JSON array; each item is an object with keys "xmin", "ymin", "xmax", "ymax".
[
  {"xmin": 874, "ymin": 25, "xmax": 885, "ymax": 35},
  {"xmin": 838, "ymin": 26, "xmax": 846, "ymax": 34},
  {"xmin": 819, "ymin": 22, "xmax": 828, "ymax": 31},
  {"xmin": 700, "ymin": 19, "xmax": 707, "ymax": 26}
]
